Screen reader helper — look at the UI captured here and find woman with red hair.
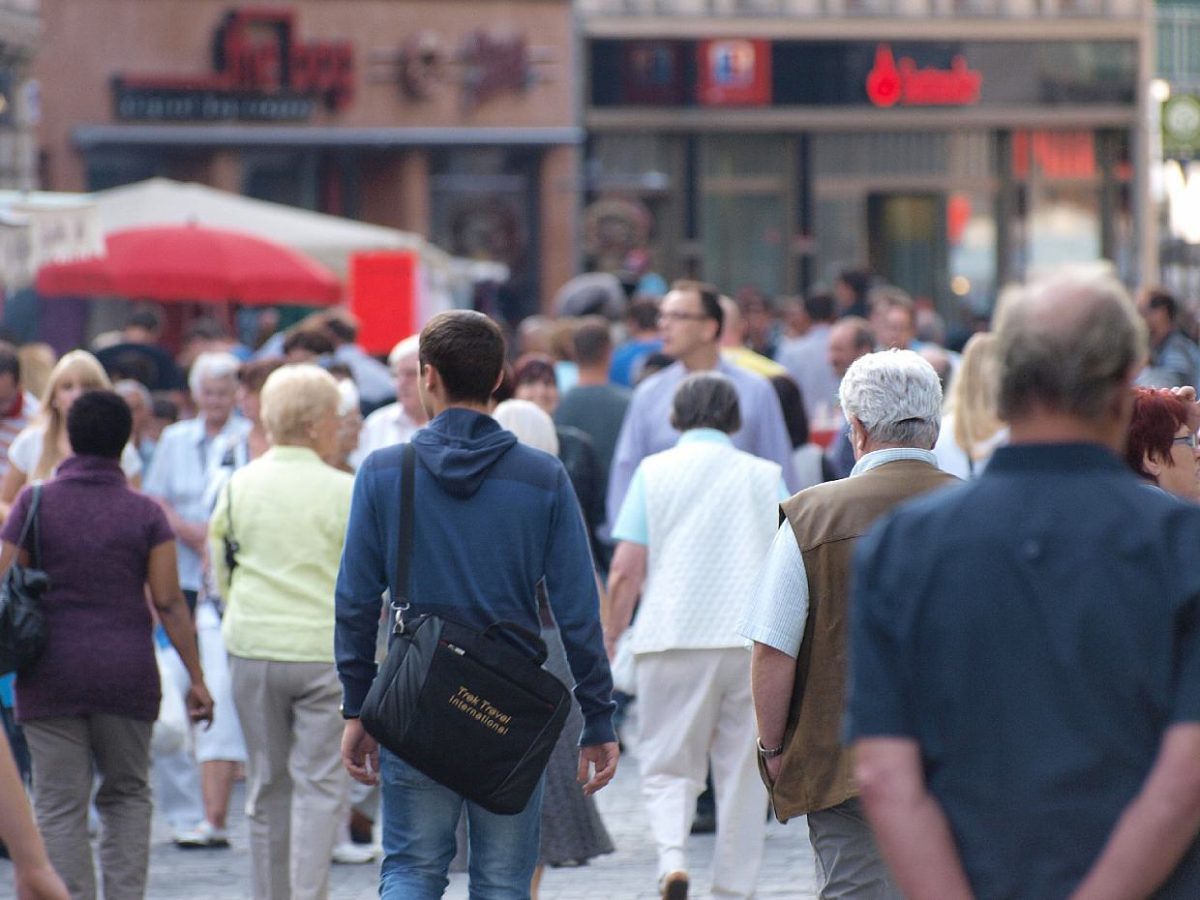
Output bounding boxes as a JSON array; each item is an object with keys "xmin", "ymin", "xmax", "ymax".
[{"xmin": 1125, "ymin": 387, "xmax": 1200, "ymax": 500}]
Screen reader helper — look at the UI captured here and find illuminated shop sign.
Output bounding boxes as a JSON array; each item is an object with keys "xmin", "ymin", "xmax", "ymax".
[
  {"xmin": 865, "ymin": 44, "xmax": 982, "ymax": 108},
  {"xmin": 112, "ymin": 9, "xmax": 354, "ymax": 122}
]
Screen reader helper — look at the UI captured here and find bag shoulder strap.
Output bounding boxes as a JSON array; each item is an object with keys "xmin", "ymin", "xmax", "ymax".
[
  {"xmin": 17, "ymin": 484, "xmax": 41, "ymax": 568},
  {"xmin": 393, "ymin": 444, "xmax": 416, "ymax": 620}
]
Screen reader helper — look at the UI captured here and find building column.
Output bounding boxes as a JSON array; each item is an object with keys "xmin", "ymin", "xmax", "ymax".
[{"xmin": 539, "ymin": 144, "xmax": 578, "ymax": 316}]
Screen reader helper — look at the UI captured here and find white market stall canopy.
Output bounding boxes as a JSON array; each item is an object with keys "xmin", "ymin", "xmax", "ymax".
[
  {"xmin": 0, "ymin": 192, "xmax": 105, "ymax": 289},
  {"xmin": 91, "ymin": 177, "xmax": 507, "ymax": 288}
]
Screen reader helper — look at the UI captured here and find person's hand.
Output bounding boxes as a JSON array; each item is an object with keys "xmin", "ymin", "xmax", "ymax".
[
  {"xmin": 342, "ymin": 719, "xmax": 380, "ymax": 786},
  {"xmin": 764, "ymin": 754, "xmax": 783, "ymax": 784},
  {"xmin": 185, "ymin": 682, "xmax": 214, "ymax": 727},
  {"xmin": 603, "ymin": 632, "xmax": 621, "ymax": 661},
  {"xmin": 16, "ymin": 860, "xmax": 69, "ymax": 900},
  {"xmin": 577, "ymin": 741, "xmax": 619, "ymax": 796}
]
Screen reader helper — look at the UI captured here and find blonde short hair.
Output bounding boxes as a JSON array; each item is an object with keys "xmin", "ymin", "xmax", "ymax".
[{"xmin": 260, "ymin": 364, "xmax": 340, "ymax": 446}]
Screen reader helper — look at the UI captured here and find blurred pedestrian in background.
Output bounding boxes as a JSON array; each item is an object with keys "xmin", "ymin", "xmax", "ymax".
[
  {"xmin": 144, "ymin": 350, "xmax": 247, "ymax": 848},
  {"xmin": 358, "ymin": 336, "xmax": 428, "ymax": 458},
  {"xmin": 1137, "ymin": 287, "xmax": 1200, "ymax": 388},
  {"xmin": 933, "ymin": 333, "xmax": 1007, "ymax": 479},
  {"xmin": 4, "ymin": 389, "xmax": 213, "ymax": 900},
  {"xmin": 210, "ymin": 364, "xmax": 353, "ymax": 900},
  {"xmin": 0, "ymin": 724, "xmax": 68, "ymax": 900},
  {"xmin": 492, "ymin": 399, "xmax": 615, "ymax": 898},
  {"xmin": 0, "ymin": 350, "xmax": 141, "ymax": 522}
]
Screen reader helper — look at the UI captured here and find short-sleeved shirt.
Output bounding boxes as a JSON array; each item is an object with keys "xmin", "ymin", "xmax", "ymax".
[
  {"xmin": 3, "ymin": 455, "xmax": 174, "ymax": 723},
  {"xmin": 8, "ymin": 424, "xmax": 142, "ymax": 482},
  {"xmin": 847, "ymin": 442, "xmax": 1200, "ymax": 898}
]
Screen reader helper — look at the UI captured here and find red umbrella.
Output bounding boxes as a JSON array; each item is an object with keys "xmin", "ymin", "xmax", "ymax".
[{"xmin": 36, "ymin": 223, "xmax": 341, "ymax": 306}]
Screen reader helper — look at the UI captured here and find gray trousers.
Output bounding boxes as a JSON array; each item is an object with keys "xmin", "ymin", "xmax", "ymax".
[
  {"xmin": 24, "ymin": 714, "xmax": 153, "ymax": 900},
  {"xmin": 806, "ymin": 797, "xmax": 902, "ymax": 900},
  {"xmin": 229, "ymin": 656, "xmax": 348, "ymax": 900}
]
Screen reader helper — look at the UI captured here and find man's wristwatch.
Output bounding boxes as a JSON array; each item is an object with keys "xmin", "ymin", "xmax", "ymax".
[{"xmin": 756, "ymin": 737, "xmax": 784, "ymax": 760}]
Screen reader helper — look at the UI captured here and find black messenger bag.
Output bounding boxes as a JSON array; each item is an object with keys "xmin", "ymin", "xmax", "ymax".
[{"xmin": 359, "ymin": 444, "xmax": 571, "ymax": 816}]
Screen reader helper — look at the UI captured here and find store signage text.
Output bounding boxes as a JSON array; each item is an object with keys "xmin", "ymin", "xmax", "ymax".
[
  {"xmin": 112, "ymin": 9, "xmax": 354, "ymax": 123},
  {"xmin": 865, "ymin": 45, "xmax": 982, "ymax": 108}
]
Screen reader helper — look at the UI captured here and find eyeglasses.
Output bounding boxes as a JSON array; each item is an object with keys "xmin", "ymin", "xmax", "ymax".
[
  {"xmin": 657, "ymin": 311, "xmax": 711, "ymax": 324},
  {"xmin": 1173, "ymin": 433, "xmax": 1198, "ymax": 449}
]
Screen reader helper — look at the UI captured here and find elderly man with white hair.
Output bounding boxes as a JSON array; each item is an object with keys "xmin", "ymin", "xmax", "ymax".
[
  {"xmin": 740, "ymin": 349, "xmax": 957, "ymax": 899},
  {"xmin": 356, "ymin": 335, "xmax": 429, "ymax": 459}
]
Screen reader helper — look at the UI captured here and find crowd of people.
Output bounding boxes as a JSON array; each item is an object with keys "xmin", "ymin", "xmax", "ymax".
[{"xmin": 4, "ymin": 263, "xmax": 1200, "ymax": 900}]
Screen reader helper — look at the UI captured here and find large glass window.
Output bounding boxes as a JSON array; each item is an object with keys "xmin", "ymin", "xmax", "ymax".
[{"xmin": 699, "ymin": 135, "xmax": 791, "ymax": 295}]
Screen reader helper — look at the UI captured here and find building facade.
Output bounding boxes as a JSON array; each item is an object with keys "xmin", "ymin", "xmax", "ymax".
[
  {"xmin": 0, "ymin": 0, "xmax": 40, "ymax": 191},
  {"xmin": 581, "ymin": 0, "xmax": 1152, "ymax": 318},
  {"xmin": 34, "ymin": 0, "xmax": 579, "ymax": 318}
]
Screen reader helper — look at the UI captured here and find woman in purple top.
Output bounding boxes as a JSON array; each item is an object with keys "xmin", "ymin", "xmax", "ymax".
[{"xmin": 0, "ymin": 391, "xmax": 214, "ymax": 900}]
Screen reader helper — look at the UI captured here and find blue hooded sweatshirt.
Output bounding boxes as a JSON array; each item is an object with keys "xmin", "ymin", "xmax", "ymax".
[{"xmin": 335, "ymin": 408, "xmax": 616, "ymax": 746}]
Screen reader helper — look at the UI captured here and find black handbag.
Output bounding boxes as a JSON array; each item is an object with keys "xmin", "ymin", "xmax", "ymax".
[
  {"xmin": 359, "ymin": 444, "xmax": 571, "ymax": 816},
  {"xmin": 0, "ymin": 485, "xmax": 50, "ymax": 676}
]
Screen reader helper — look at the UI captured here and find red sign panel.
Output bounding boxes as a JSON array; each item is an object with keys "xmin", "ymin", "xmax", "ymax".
[
  {"xmin": 865, "ymin": 44, "xmax": 981, "ymax": 108},
  {"xmin": 696, "ymin": 40, "xmax": 771, "ymax": 107}
]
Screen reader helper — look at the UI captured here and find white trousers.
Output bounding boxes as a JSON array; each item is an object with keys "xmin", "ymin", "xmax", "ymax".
[{"xmin": 635, "ymin": 647, "xmax": 766, "ymax": 899}]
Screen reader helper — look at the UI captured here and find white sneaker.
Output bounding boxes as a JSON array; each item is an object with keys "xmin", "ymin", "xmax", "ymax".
[
  {"xmin": 173, "ymin": 821, "xmax": 230, "ymax": 849},
  {"xmin": 332, "ymin": 842, "xmax": 377, "ymax": 864}
]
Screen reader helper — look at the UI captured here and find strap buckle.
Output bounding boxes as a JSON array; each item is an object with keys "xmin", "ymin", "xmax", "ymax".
[{"xmin": 390, "ymin": 599, "xmax": 411, "ymax": 634}]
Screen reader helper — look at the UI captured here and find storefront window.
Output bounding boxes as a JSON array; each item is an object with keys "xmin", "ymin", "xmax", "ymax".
[
  {"xmin": 430, "ymin": 148, "xmax": 539, "ymax": 318},
  {"xmin": 1012, "ymin": 130, "xmax": 1102, "ymax": 276}
]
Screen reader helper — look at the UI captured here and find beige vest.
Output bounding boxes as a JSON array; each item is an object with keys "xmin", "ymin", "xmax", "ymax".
[{"xmin": 767, "ymin": 459, "xmax": 957, "ymax": 822}]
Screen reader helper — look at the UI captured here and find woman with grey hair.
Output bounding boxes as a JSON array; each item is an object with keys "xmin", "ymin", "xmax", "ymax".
[
  {"xmin": 209, "ymin": 364, "xmax": 354, "ymax": 900},
  {"xmin": 144, "ymin": 350, "xmax": 249, "ymax": 848},
  {"xmin": 606, "ymin": 372, "xmax": 784, "ymax": 899}
]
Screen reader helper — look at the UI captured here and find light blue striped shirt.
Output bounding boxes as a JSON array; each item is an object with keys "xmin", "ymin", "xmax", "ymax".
[{"xmin": 738, "ymin": 448, "xmax": 938, "ymax": 656}]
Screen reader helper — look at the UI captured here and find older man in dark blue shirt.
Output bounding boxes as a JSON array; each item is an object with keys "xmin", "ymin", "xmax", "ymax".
[{"xmin": 848, "ymin": 268, "xmax": 1200, "ymax": 899}]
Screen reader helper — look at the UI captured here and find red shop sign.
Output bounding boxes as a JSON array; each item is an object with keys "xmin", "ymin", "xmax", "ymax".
[{"xmin": 865, "ymin": 44, "xmax": 981, "ymax": 108}]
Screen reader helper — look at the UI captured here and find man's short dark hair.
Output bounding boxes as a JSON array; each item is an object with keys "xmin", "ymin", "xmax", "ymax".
[
  {"xmin": 323, "ymin": 314, "xmax": 358, "ymax": 344},
  {"xmin": 420, "ymin": 311, "xmax": 505, "ymax": 404},
  {"xmin": 283, "ymin": 329, "xmax": 335, "ymax": 357},
  {"xmin": 126, "ymin": 305, "xmax": 162, "ymax": 334},
  {"xmin": 0, "ymin": 342, "xmax": 20, "ymax": 383},
  {"xmin": 573, "ymin": 318, "xmax": 613, "ymax": 367},
  {"xmin": 627, "ymin": 297, "xmax": 660, "ymax": 332},
  {"xmin": 1146, "ymin": 288, "xmax": 1179, "ymax": 322},
  {"xmin": 838, "ymin": 269, "xmax": 873, "ymax": 303},
  {"xmin": 804, "ymin": 293, "xmax": 836, "ymax": 323},
  {"xmin": 68, "ymin": 390, "xmax": 132, "ymax": 460},
  {"xmin": 670, "ymin": 372, "xmax": 741, "ymax": 434},
  {"xmin": 670, "ymin": 279, "xmax": 724, "ymax": 339}
]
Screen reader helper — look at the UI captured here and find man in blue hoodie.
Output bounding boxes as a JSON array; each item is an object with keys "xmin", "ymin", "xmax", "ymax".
[{"xmin": 335, "ymin": 310, "xmax": 619, "ymax": 899}]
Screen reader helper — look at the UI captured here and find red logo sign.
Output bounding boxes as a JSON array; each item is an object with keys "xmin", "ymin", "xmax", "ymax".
[{"xmin": 865, "ymin": 45, "xmax": 981, "ymax": 108}]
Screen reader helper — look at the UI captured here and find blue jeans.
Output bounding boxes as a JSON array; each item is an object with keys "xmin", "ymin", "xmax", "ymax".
[{"xmin": 379, "ymin": 749, "xmax": 544, "ymax": 900}]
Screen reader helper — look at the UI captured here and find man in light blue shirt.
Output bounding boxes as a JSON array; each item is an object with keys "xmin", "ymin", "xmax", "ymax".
[{"xmin": 606, "ymin": 280, "xmax": 798, "ymax": 526}]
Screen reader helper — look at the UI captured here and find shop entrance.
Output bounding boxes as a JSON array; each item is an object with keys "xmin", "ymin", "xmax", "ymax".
[{"xmin": 867, "ymin": 193, "xmax": 947, "ymax": 304}]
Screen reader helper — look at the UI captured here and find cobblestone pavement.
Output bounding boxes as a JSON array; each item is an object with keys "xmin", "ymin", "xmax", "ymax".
[{"xmin": 1, "ymin": 750, "xmax": 819, "ymax": 899}]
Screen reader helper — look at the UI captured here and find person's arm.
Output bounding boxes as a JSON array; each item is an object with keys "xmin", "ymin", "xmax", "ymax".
[
  {"xmin": 751, "ymin": 643, "xmax": 796, "ymax": 782},
  {"xmin": 146, "ymin": 540, "xmax": 213, "ymax": 724},
  {"xmin": 757, "ymin": 380, "xmax": 801, "ymax": 492},
  {"xmin": 0, "ymin": 460, "xmax": 26, "ymax": 523},
  {"xmin": 604, "ymin": 540, "xmax": 646, "ymax": 657},
  {"xmin": 543, "ymin": 467, "xmax": 619, "ymax": 773},
  {"xmin": 0, "ymin": 726, "xmax": 68, "ymax": 900},
  {"xmin": 1070, "ymin": 727, "xmax": 1200, "ymax": 898},
  {"xmin": 854, "ymin": 737, "xmax": 973, "ymax": 900},
  {"xmin": 605, "ymin": 396, "xmax": 643, "ymax": 528},
  {"xmin": 207, "ymin": 482, "xmax": 232, "ymax": 600}
]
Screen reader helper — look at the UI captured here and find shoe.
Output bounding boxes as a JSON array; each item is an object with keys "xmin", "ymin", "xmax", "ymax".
[
  {"xmin": 173, "ymin": 821, "xmax": 230, "ymax": 849},
  {"xmin": 332, "ymin": 841, "xmax": 377, "ymax": 864},
  {"xmin": 689, "ymin": 810, "xmax": 716, "ymax": 834},
  {"xmin": 660, "ymin": 871, "xmax": 688, "ymax": 899}
]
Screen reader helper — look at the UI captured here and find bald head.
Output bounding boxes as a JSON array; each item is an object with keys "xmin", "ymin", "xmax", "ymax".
[{"xmin": 995, "ymin": 268, "xmax": 1146, "ymax": 423}]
